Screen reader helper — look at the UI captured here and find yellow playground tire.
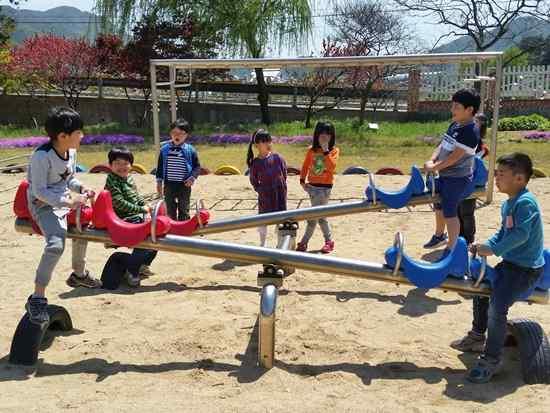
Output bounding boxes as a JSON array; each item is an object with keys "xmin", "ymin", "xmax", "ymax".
[
  {"xmin": 532, "ymin": 167, "xmax": 547, "ymax": 178},
  {"xmin": 130, "ymin": 163, "xmax": 147, "ymax": 174},
  {"xmin": 214, "ymin": 165, "xmax": 242, "ymax": 175}
]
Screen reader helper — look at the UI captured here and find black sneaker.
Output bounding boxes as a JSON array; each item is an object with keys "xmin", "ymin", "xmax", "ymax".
[
  {"xmin": 25, "ymin": 295, "xmax": 49, "ymax": 326},
  {"xmin": 66, "ymin": 270, "xmax": 102, "ymax": 288},
  {"xmin": 423, "ymin": 233, "xmax": 448, "ymax": 249}
]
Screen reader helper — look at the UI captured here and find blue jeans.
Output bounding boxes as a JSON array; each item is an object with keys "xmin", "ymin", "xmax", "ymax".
[{"xmin": 472, "ymin": 261, "xmax": 542, "ymax": 361}]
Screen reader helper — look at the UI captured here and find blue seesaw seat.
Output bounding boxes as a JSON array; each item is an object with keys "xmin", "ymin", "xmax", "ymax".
[
  {"xmin": 466, "ymin": 250, "xmax": 550, "ymax": 299},
  {"xmin": 384, "ymin": 237, "xmax": 469, "ymax": 288},
  {"xmin": 365, "ymin": 166, "xmax": 426, "ymax": 209}
]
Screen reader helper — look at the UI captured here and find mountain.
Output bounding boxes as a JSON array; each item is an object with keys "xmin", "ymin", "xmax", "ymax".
[
  {"xmin": 433, "ymin": 16, "xmax": 550, "ymax": 53},
  {"xmin": 0, "ymin": 6, "xmax": 99, "ymax": 43}
]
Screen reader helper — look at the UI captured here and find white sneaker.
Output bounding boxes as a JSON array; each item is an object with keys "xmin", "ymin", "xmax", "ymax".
[{"xmin": 139, "ymin": 265, "xmax": 154, "ymax": 278}]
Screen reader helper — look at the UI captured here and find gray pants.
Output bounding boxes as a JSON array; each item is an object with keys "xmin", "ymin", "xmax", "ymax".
[
  {"xmin": 31, "ymin": 204, "xmax": 87, "ymax": 287},
  {"xmin": 301, "ymin": 186, "xmax": 332, "ymax": 243}
]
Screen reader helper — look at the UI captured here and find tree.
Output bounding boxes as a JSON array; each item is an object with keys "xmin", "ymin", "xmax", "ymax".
[
  {"xmin": 10, "ymin": 34, "xmax": 99, "ymax": 109},
  {"xmin": 519, "ymin": 35, "xmax": 550, "ymax": 65},
  {"xmin": 329, "ymin": 0, "xmax": 411, "ymax": 125},
  {"xmin": 95, "ymin": 0, "xmax": 313, "ymax": 125},
  {"xmin": 118, "ymin": 11, "xmax": 224, "ymax": 126},
  {"xmin": 393, "ymin": 0, "xmax": 548, "ymax": 52}
]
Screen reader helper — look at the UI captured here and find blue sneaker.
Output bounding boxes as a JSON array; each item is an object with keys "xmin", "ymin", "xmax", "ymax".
[{"xmin": 423, "ymin": 233, "xmax": 448, "ymax": 249}]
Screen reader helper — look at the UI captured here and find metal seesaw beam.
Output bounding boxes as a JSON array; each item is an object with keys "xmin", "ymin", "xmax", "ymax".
[
  {"xmin": 14, "ymin": 218, "xmax": 548, "ymax": 305},
  {"xmin": 194, "ymin": 189, "xmax": 487, "ymax": 236}
]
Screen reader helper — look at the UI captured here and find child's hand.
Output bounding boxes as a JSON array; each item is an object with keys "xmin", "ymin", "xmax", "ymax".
[
  {"xmin": 184, "ymin": 177, "xmax": 196, "ymax": 187},
  {"xmin": 424, "ymin": 160, "xmax": 436, "ymax": 172},
  {"xmin": 470, "ymin": 243, "xmax": 493, "ymax": 257},
  {"xmin": 82, "ymin": 187, "xmax": 95, "ymax": 200},
  {"xmin": 69, "ymin": 194, "xmax": 88, "ymax": 208}
]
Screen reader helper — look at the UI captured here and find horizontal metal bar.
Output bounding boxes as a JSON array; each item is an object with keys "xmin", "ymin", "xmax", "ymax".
[
  {"xmin": 195, "ymin": 190, "xmax": 486, "ymax": 235},
  {"xmin": 14, "ymin": 218, "xmax": 548, "ymax": 305},
  {"xmin": 151, "ymin": 53, "xmax": 503, "ymax": 70}
]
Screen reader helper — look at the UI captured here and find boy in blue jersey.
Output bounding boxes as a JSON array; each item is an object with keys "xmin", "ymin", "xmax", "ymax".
[
  {"xmin": 423, "ymin": 89, "xmax": 480, "ymax": 252},
  {"xmin": 155, "ymin": 119, "xmax": 201, "ymax": 221},
  {"xmin": 451, "ymin": 153, "xmax": 545, "ymax": 383},
  {"xmin": 26, "ymin": 107, "xmax": 101, "ymax": 325}
]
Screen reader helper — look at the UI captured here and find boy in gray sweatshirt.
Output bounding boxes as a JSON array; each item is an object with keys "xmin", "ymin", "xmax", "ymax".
[{"xmin": 26, "ymin": 107, "xmax": 101, "ymax": 325}]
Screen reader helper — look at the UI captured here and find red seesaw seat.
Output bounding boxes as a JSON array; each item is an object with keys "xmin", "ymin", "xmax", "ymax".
[
  {"xmin": 92, "ymin": 190, "xmax": 211, "ymax": 246},
  {"xmin": 13, "ymin": 181, "xmax": 93, "ymax": 235},
  {"xmin": 92, "ymin": 190, "xmax": 171, "ymax": 247}
]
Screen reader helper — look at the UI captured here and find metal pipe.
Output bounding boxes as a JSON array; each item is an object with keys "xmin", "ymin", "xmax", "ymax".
[
  {"xmin": 194, "ymin": 189, "xmax": 487, "ymax": 235},
  {"xmin": 150, "ymin": 63, "xmax": 161, "ymax": 154},
  {"xmin": 259, "ymin": 284, "xmax": 277, "ymax": 369},
  {"xmin": 14, "ymin": 218, "xmax": 548, "ymax": 304},
  {"xmin": 150, "ymin": 52, "xmax": 502, "ymax": 70},
  {"xmin": 486, "ymin": 55, "xmax": 503, "ymax": 204},
  {"xmin": 278, "ymin": 234, "xmax": 291, "ymax": 251},
  {"xmin": 169, "ymin": 66, "xmax": 177, "ymax": 123}
]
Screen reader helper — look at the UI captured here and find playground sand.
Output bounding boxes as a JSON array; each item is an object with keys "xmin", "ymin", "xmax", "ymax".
[{"xmin": 1, "ymin": 173, "xmax": 549, "ymax": 412}]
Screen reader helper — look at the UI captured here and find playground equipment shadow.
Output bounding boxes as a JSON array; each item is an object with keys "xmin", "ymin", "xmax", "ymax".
[{"xmin": 56, "ymin": 281, "xmax": 462, "ymax": 319}]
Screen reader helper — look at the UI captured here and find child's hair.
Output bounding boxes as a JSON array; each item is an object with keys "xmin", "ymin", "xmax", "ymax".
[
  {"xmin": 452, "ymin": 89, "xmax": 480, "ymax": 115},
  {"xmin": 312, "ymin": 121, "xmax": 336, "ymax": 151},
  {"xmin": 108, "ymin": 146, "xmax": 134, "ymax": 165},
  {"xmin": 497, "ymin": 152, "xmax": 533, "ymax": 182},
  {"xmin": 45, "ymin": 106, "xmax": 84, "ymax": 140},
  {"xmin": 169, "ymin": 118, "xmax": 192, "ymax": 134},
  {"xmin": 246, "ymin": 129, "xmax": 272, "ymax": 167},
  {"xmin": 475, "ymin": 113, "xmax": 488, "ymax": 141}
]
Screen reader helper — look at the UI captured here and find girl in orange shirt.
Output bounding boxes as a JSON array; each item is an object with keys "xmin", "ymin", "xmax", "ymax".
[{"xmin": 297, "ymin": 121, "xmax": 339, "ymax": 254}]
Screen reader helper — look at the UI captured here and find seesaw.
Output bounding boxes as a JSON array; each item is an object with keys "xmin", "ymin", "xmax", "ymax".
[
  {"xmin": 365, "ymin": 157, "xmax": 489, "ymax": 210},
  {"xmin": 10, "ymin": 208, "xmax": 550, "ymax": 383}
]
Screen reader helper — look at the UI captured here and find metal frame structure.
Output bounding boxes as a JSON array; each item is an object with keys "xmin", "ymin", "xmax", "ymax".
[{"xmin": 150, "ymin": 52, "xmax": 503, "ymax": 203}]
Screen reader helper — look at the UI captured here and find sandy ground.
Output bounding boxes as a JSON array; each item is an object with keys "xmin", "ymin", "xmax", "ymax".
[{"xmin": 0, "ymin": 172, "xmax": 549, "ymax": 413}]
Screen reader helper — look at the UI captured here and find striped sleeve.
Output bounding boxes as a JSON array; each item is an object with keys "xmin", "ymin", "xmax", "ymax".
[{"xmin": 105, "ymin": 174, "xmax": 147, "ymax": 217}]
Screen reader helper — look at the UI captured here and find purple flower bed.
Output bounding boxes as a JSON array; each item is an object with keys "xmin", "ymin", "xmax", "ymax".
[
  {"xmin": 0, "ymin": 134, "xmax": 145, "ymax": 149},
  {"xmin": 523, "ymin": 131, "xmax": 550, "ymax": 141},
  {"xmin": 161, "ymin": 134, "xmax": 312, "ymax": 145}
]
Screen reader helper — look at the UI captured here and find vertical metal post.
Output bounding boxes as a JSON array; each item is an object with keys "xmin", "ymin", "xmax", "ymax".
[
  {"xmin": 479, "ymin": 62, "xmax": 487, "ymax": 113},
  {"xmin": 151, "ymin": 62, "xmax": 161, "ymax": 154},
  {"xmin": 258, "ymin": 284, "xmax": 277, "ymax": 369},
  {"xmin": 486, "ymin": 56, "xmax": 503, "ymax": 204},
  {"xmin": 169, "ymin": 66, "xmax": 177, "ymax": 123}
]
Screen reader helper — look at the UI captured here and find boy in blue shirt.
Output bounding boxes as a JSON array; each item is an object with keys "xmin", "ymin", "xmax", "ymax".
[
  {"xmin": 451, "ymin": 153, "xmax": 545, "ymax": 383},
  {"xmin": 155, "ymin": 119, "xmax": 201, "ymax": 221},
  {"xmin": 424, "ymin": 89, "xmax": 480, "ymax": 252}
]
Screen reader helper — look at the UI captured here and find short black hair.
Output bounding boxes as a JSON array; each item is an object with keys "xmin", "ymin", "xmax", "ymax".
[
  {"xmin": 45, "ymin": 107, "xmax": 84, "ymax": 140},
  {"xmin": 108, "ymin": 146, "xmax": 134, "ymax": 165},
  {"xmin": 497, "ymin": 152, "xmax": 533, "ymax": 181},
  {"xmin": 452, "ymin": 89, "xmax": 480, "ymax": 115},
  {"xmin": 169, "ymin": 118, "xmax": 192, "ymax": 133}
]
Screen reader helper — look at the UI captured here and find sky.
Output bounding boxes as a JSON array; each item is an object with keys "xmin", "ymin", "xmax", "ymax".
[{"xmin": 6, "ymin": 0, "xmax": 454, "ymax": 54}]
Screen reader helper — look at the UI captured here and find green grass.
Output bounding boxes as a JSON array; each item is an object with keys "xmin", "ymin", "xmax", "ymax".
[{"xmin": 2, "ymin": 119, "xmax": 550, "ymax": 175}]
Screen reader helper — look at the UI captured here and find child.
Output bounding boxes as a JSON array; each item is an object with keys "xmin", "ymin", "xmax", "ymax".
[
  {"xmin": 25, "ymin": 107, "xmax": 101, "ymax": 325},
  {"xmin": 155, "ymin": 118, "xmax": 201, "ymax": 221},
  {"xmin": 423, "ymin": 89, "xmax": 480, "ymax": 252},
  {"xmin": 457, "ymin": 112, "xmax": 489, "ymax": 244},
  {"xmin": 297, "ymin": 121, "xmax": 339, "ymax": 254},
  {"xmin": 247, "ymin": 129, "xmax": 287, "ymax": 247},
  {"xmin": 451, "ymin": 153, "xmax": 544, "ymax": 383},
  {"xmin": 104, "ymin": 146, "xmax": 157, "ymax": 286}
]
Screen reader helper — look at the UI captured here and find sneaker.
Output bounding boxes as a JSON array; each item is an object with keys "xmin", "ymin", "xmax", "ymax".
[
  {"xmin": 467, "ymin": 355, "xmax": 503, "ymax": 383},
  {"xmin": 66, "ymin": 270, "xmax": 102, "ymax": 288},
  {"xmin": 125, "ymin": 271, "xmax": 141, "ymax": 287},
  {"xmin": 423, "ymin": 233, "xmax": 448, "ymax": 249},
  {"xmin": 25, "ymin": 295, "xmax": 49, "ymax": 326},
  {"xmin": 450, "ymin": 331, "xmax": 485, "ymax": 353},
  {"xmin": 296, "ymin": 241, "xmax": 308, "ymax": 252},
  {"xmin": 321, "ymin": 240, "xmax": 335, "ymax": 254},
  {"xmin": 139, "ymin": 265, "xmax": 154, "ymax": 278}
]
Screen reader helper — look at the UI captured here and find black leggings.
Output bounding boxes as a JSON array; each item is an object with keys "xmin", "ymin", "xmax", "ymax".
[{"xmin": 458, "ymin": 198, "xmax": 476, "ymax": 244}]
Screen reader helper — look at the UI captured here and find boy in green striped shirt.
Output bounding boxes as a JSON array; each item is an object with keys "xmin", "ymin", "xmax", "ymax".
[{"xmin": 104, "ymin": 146, "xmax": 157, "ymax": 285}]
